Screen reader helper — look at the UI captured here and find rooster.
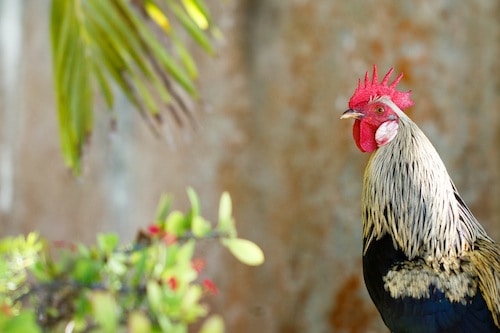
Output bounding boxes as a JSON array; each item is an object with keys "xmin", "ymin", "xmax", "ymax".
[{"xmin": 341, "ymin": 65, "xmax": 500, "ymax": 333}]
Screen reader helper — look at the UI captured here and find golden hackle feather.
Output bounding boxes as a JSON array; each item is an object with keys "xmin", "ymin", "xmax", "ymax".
[
  {"xmin": 361, "ymin": 100, "xmax": 487, "ymax": 260},
  {"xmin": 468, "ymin": 239, "xmax": 500, "ymax": 327}
]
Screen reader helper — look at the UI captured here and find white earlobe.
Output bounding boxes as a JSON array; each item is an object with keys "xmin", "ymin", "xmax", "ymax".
[{"xmin": 375, "ymin": 120, "xmax": 399, "ymax": 147}]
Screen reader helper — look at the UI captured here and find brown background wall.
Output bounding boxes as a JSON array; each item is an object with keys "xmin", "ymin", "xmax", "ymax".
[{"xmin": 0, "ymin": 1, "xmax": 499, "ymax": 332}]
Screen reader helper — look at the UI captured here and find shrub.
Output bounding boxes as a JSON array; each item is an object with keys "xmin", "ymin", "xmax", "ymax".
[{"xmin": 0, "ymin": 189, "xmax": 263, "ymax": 332}]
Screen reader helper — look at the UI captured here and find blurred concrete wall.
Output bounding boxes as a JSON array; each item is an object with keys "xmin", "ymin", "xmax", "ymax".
[{"xmin": 0, "ymin": 0, "xmax": 499, "ymax": 332}]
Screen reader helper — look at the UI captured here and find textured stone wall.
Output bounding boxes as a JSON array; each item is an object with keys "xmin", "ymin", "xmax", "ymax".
[{"xmin": 0, "ymin": 0, "xmax": 498, "ymax": 332}]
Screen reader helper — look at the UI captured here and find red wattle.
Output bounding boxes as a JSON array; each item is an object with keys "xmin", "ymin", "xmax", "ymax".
[{"xmin": 353, "ymin": 120, "xmax": 377, "ymax": 153}]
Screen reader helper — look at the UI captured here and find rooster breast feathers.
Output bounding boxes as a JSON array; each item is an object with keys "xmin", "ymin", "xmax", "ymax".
[
  {"xmin": 361, "ymin": 97, "xmax": 500, "ymax": 332},
  {"xmin": 363, "ymin": 234, "xmax": 500, "ymax": 333}
]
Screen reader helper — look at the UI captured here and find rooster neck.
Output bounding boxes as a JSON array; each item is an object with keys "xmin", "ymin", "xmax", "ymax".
[{"xmin": 361, "ymin": 110, "xmax": 485, "ymax": 262}]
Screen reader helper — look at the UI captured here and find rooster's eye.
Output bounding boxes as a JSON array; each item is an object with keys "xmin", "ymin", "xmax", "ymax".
[{"xmin": 376, "ymin": 106, "xmax": 385, "ymax": 114}]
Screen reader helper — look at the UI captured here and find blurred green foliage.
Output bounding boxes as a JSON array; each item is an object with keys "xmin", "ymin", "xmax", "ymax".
[
  {"xmin": 50, "ymin": 0, "xmax": 219, "ymax": 174},
  {"xmin": 0, "ymin": 190, "xmax": 264, "ymax": 332}
]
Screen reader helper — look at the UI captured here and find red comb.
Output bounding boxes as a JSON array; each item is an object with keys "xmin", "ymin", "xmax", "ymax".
[{"xmin": 348, "ymin": 65, "xmax": 414, "ymax": 110}]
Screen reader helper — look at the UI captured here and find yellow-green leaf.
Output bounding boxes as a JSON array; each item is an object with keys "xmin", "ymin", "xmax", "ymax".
[
  {"xmin": 181, "ymin": 0, "xmax": 209, "ymax": 30},
  {"xmin": 217, "ymin": 192, "xmax": 236, "ymax": 237},
  {"xmin": 167, "ymin": 0, "xmax": 214, "ymax": 54},
  {"xmin": 222, "ymin": 238, "xmax": 264, "ymax": 266},
  {"xmin": 173, "ymin": 33, "xmax": 198, "ymax": 79},
  {"xmin": 90, "ymin": 291, "xmax": 119, "ymax": 333},
  {"xmin": 145, "ymin": 1, "xmax": 171, "ymax": 33},
  {"xmin": 165, "ymin": 210, "xmax": 188, "ymax": 236},
  {"xmin": 147, "ymin": 280, "xmax": 163, "ymax": 314},
  {"xmin": 155, "ymin": 194, "xmax": 173, "ymax": 222},
  {"xmin": 218, "ymin": 192, "xmax": 231, "ymax": 223},
  {"xmin": 199, "ymin": 314, "xmax": 225, "ymax": 333},
  {"xmin": 187, "ymin": 187, "xmax": 200, "ymax": 217},
  {"xmin": 192, "ymin": 216, "xmax": 211, "ymax": 237},
  {"xmin": 128, "ymin": 311, "xmax": 152, "ymax": 333}
]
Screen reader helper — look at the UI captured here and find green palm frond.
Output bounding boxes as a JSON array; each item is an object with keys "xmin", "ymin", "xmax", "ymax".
[{"xmin": 50, "ymin": 0, "xmax": 217, "ymax": 174}]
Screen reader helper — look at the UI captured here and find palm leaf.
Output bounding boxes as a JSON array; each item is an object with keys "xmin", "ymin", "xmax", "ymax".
[{"xmin": 50, "ymin": 0, "xmax": 217, "ymax": 174}]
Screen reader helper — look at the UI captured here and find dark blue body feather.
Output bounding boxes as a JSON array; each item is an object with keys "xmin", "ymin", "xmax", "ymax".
[{"xmin": 363, "ymin": 234, "xmax": 499, "ymax": 333}]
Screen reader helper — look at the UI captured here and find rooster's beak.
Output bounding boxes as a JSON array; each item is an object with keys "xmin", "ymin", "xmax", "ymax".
[{"xmin": 340, "ymin": 109, "xmax": 364, "ymax": 120}]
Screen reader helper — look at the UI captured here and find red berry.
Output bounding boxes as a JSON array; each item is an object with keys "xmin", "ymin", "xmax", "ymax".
[
  {"xmin": 167, "ymin": 277, "xmax": 178, "ymax": 291},
  {"xmin": 147, "ymin": 224, "xmax": 162, "ymax": 235},
  {"xmin": 202, "ymin": 279, "xmax": 218, "ymax": 295}
]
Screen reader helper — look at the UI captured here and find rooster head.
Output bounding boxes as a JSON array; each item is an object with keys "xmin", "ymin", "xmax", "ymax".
[{"xmin": 341, "ymin": 65, "xmax": 414, "ymax": 152}]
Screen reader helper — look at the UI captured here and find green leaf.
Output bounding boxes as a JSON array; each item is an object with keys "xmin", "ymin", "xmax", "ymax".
[
  {"xmin": 26, "ymin": 233, "xmax": 42, "ymax": 250},
  {"xmin": 191, "ymin": 216, "xmax": 211, "ymax": 237},
  {"xmin": 187, "ymin": 187, "xmax": 200, "ymax": 218},
  {"xmin": 167, "ymin": 0, "xmax": 214, "ymax": 55},
  {"xmin": 97, "ymin": 233, "xmax": 119, "ymax": 255},
  {"xmin": 221, "ymin": 238, "xmax": 265, "ymax": 266},
  {"xmin": 173, "ymin": 34, "xmax": 198, "ymax": 79},
  {"xmin": 155, "ymin": 194, "xmax": 173, "ymax": 223},
  {"xmin": 116, "ymin": 0, "xmax": 197, "ymax": 95},
  {"xmin": 72, "ymin": 257, "xmax": 102, "ymax": 284},
  {"xmin": 152, "ymin": 242, "xmax": 172, "ymax": 278},
  {"xmin": 73, "ymin": 296, "xmax": 92, "ymax": 329},
  {"xmin": 165, "ymin": 211, "xmax": 189, "ymax": 236},
  {"xmin": 180, "ymin": 285, "xmax": 207, "ymax": 321},
  {"xmin": 176, "ymin": 240, "xmax": 195, "ymax": 264},
  {"xmin": 91, "ymin": 60, "xmax": 114, "ymax": 109},
  {"xmin": 130, "ymin": 249, "xmax": 148, "ymax": 286},
  {"xmin": 157, "ymin": 314, "xmax": 174, "ymax": 332},
  {"xmin": 167, "ymin": 241, "xmax": 197, "ymax": 285},
  {"xmin": 163, "ymin": 243, "xmax": 179, "ymax": 269},
  {"xmin": 50, "ymin": 0, "xmax": 93, "ymax": 174},
  {"xmin": 128, "ymin": 311, "xmax": 152, "ymax": 333},
  {"xmin": 199, "ymin": 315, "xmax": 225, "ymax": 333},
  {"xmin": 181, "ymin": 0, "xmax": 211, "ymax": 29},
  {"xmin": 108, "ymin": 252, "xmax": 128, "ymax": 276},
  {"xmin": 145, "ymin": 0, "xmax": 171, "ymax": 33},
  {"xmin": 77, "ymin": 243, "xmax": 91, "ymax": 257},
  {"xmin": 147, "ymin": 280, "xmax": 163, "ymax": 314},
  {"xmin": 90, "ymin": 291, "xmax": 119, "ymax": 333},
  {"xmin": 30, "ymin": 261, "xmax": 51, "ymax": 282},
  {"xmin": 0, "ymin": 310, "xmax": 41, "ymax": 333},
  {"xmin": 218, "ymin": 192, "xmax": 231, "ymax": 223},
  {"xmin": 217, "ymin": 192, "xmax": 236, "ymax": 237}
]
